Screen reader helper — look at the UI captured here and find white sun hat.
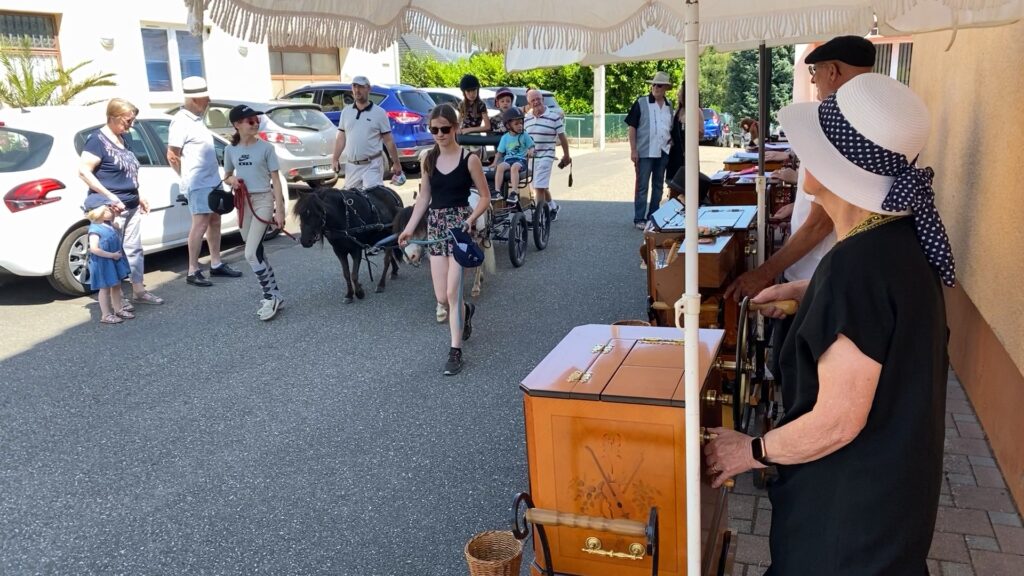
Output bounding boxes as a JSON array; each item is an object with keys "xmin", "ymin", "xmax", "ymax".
[
  {"xmin": 778, "ymin": 73, "xmax": 930, "ymax": 215},
  {"xmin": 780, "ymin": 72, "xmax": 957, "ymax": 287},
  {"xmin": 181, "ymin": 76, "xmax": 209, "ymax": 99}
]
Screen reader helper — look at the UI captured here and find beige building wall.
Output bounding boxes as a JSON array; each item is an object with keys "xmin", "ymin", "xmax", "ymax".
[{"xmin": 911, "ymin": 21, "xmax": 1024, "ymax": 511}]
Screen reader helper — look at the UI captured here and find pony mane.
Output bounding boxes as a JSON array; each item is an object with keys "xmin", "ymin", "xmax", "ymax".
[{"xmin": 292, "ymin": 188, "xmax": 327, "ymax": 218}]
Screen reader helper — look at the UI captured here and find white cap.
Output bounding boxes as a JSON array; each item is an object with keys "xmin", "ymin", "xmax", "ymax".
[
  {"xmin": 182, "ymin": 76, "xmax": 209, "ymax": 99},
  {"xmin": 351, "ymin": 75, "xmax": 371, "ymax": 87}
]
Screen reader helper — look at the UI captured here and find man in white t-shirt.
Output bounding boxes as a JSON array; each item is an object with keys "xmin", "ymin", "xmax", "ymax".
[
  {"xmin": 724, "ymin": 36, "xmax": 875, "ymax": 300},
  {"xmin": 330, "ymin": 75, "xmax": 402, "ymax": 189},
  {"xmin": 167, "ymin": 76, "xmax": 242, "ymax": 287},
  {"xmin": 524, "ymin": 89, "xmax": 571, "ymax": 221}
]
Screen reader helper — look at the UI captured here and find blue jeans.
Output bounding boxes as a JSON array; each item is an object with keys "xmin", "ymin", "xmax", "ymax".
[{"xmin": 634, "ymin": 152, "xmax": 668, "ymax": 223}]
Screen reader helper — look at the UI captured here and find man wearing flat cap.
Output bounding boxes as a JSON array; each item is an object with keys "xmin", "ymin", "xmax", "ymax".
[
  {"xmin": 726, "ymin": 35, "xmax": 875, "ymax": 301},
  {"xmin": 625, "ymin": 71, "xmax": 675, "ymax": 229}
]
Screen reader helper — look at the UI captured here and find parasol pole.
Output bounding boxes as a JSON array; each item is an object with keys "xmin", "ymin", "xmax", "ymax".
[
  {"xmin": 755, "ymin": 42, "xmax": 770, "ymax": 340},
  {"xmin": 594, "ymin": 65, "xmax": 607, "ymax": 151},
  {"xmin": 681, "ymin": 1, "xmax": 701, "ymax": 574}
]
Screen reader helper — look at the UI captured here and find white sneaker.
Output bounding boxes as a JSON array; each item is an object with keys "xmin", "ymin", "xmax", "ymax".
[
  {"xmin": 257, "ymin": 296, "xmax": 282, "ymax": 321},
  {"xmin": 436, "ymin": 302, "xmax": 448, "ymax": 323}
]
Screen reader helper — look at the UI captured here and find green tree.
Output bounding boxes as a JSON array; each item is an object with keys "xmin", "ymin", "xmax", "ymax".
[
  {"xmin": 722, "ymin": 46, "xmax": 794, "ymax": 126},
  {"xmin": 723, "ymin": 49, "xmax": 759, "ymax": 121},
  {"xmin": 0, "ymin": 37, "xmax": 116, "ymax": 107},
  {"xmin": 698, "ymin": 48, "xmax": 731, "ymax": 112}
]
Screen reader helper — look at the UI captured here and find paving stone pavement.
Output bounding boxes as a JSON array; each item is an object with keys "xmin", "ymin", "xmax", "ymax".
[{"xmin": 730, "ymin": 371, "xmax": 1024, "ymax": 576}]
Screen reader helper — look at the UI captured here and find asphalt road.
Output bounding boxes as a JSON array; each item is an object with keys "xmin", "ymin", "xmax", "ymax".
[{"xmin": 0, "ymin": 143, "xmax": 734, "ymax": 575}]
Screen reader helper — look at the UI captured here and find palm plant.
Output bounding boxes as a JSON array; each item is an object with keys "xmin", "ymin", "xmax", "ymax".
[{"xmin": 0, "ymin": 36, "xmax": 116, "ymax": 108}]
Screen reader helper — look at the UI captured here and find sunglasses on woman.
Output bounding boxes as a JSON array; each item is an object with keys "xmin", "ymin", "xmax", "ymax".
[
  {"xmin": 242, "ymin": 117, "xmax": 259, "ymax": 126},
  {"xmin": 429, "ymin": 125, "xmax": 453, "ymax": 135}
]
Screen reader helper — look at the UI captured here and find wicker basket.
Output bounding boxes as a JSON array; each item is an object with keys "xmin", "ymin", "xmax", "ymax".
[
  {"xmin": 465, "ymin": 530, "xmax": 523, "ymax": 576},
  {"xmin": 612, "ymin": 319, "xmax": 652, "ymax": 327}
]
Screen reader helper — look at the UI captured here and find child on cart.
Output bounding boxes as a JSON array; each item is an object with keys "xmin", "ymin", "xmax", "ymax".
[
  {"xmin": 493, "ymin": 107, "xmax": 535, "ymax": 205},
  {"xmin": 489, "ymin": 87, "xmax": 516, "ymax": 135}
]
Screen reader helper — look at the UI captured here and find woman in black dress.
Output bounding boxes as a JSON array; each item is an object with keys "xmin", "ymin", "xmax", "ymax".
[
  {"xmin": 705, "ymin": 73, "xmax": 956, "ymax": 575},
  {"xmin": 664, "ymin": 83, "xmax": 703, "ymax": 189},
  {"xmin": 399, "ymin": 104, "xmax": 491, "ymax": 376}
]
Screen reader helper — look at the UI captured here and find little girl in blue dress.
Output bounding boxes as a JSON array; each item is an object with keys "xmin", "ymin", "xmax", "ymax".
[{"xmin": 84, "ymin": 194, "xmax": 133, "ymax": 324}]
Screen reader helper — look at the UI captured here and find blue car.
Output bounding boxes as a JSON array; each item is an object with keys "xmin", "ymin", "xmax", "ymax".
[
  {"xmin": 281, "ymin": 82, "xmax": 436, "ymax": 170},
  {"xmin": 701, "ymin": 107, "xmax": 726, "ymax": 146}
]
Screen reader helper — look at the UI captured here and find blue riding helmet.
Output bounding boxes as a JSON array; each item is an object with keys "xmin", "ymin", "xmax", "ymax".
[{"xmin": 449, "ymin": 228, "xmax": 484, "ymax": 268}]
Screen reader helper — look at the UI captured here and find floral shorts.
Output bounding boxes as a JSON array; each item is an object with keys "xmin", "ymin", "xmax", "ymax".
[{"xmin": 426, "ymin": 206, "xmax": 470, "ymax": 257}]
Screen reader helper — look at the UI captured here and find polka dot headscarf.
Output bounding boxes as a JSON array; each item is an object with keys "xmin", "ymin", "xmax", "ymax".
[{"xmin": 819, "ymin": 95, "xmax": 956, "ymax": 287}]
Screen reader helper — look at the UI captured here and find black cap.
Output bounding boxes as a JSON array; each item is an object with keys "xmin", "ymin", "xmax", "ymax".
[
  {"xmin": 229, "ymin": 104, "xmax": 263, "ymax": 124},
  {"xmin": 805, "ymin": 35, "xmax": 876, "ymax": 67}
]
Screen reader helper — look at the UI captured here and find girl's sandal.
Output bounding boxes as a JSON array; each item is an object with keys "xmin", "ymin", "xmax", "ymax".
[
  {"xmin": 116, "ymin": 308, "xmax": 136, "ymax": 320},
  {"xmin": 133, "ymin": 291, "xmax": 164, "ymax": 305},
  {"xmin": 120, "ymin": 298, "xmax": 136, "ymax": 313},
  {"xmin": 100, "ymin": 314, "xmax": 123, "ymax": 325}
]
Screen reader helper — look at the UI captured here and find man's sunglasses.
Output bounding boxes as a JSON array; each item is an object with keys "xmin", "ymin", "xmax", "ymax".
[{"xmin": 429, "ymin": 125, "xmax": 453, "ymax": 135}]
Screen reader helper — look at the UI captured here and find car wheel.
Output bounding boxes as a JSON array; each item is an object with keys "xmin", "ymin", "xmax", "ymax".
[
  {"xmin": 48, "ymin": 224, "xmax": 92, "ymax": 296},
  {"xmin": 402, "ymin": 162, "xmax": 421, "ymax": 174}
]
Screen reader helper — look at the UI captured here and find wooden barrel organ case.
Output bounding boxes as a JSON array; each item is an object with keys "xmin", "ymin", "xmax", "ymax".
[
  {"xmin": 644, "ymin": 202, "xmax": 757, "ymax": 351},
  {"xmin": 518, "ymin": 325, "xmax": 736, "ymax": 576}
]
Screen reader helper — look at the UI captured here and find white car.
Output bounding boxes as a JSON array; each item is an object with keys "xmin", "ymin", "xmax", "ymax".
[{"xmin": 0, "ymin": 106, "xmax": 284, "ymax": 296}]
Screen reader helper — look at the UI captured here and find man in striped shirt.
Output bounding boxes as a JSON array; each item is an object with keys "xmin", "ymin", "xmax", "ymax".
[{"xmin": 524, "ymin": 89, "xmax": 571, "ymax": 221}]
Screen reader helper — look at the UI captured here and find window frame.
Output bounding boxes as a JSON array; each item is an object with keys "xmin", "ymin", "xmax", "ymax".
[
  {"xmin": 73, "ymin": 124, "xmax": 162, "ymax": 168},
  {"xmin": 269, "ymin": 46, "xmax": 340, "ymax": 83},
  {"xmin": 139, "ymin": 25, "xmax": 206, "ymax": 95},
  {"xmin": 0, "ymin": 11, "xmax": 63, "ymax": 71}
]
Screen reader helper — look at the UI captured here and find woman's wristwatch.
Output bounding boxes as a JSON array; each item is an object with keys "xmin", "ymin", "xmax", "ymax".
[{"xmin": 751, "ymin": 436, "xmax": 771, "ymax": 465}]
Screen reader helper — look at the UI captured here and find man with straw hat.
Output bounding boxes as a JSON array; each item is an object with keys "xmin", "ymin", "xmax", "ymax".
[
  {"xmin": 625, "ymin": 71, "xmax": 674, "ymax": 229},
  {"xmin": 705, "ymin": 73, "xmax": 955, "ymax": 574}
]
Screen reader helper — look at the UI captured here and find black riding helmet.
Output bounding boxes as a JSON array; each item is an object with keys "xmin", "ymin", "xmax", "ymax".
[
  {"xmin": 459, "ymin": 74, "xmax": 481, "ymax": 92},
  {"xmin": 502, "ymin": 107, "xmax": 525, "ymax": 124}
]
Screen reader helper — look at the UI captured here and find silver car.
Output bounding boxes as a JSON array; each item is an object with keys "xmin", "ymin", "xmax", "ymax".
[{"xmin": 168, "ymin": 100, "xmax": 339, "ymax": 186}]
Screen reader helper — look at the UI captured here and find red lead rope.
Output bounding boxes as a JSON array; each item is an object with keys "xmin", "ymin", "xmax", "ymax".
[{"xmin": 233, "ymin": 179, "xmax": 297, "ymax": 241}]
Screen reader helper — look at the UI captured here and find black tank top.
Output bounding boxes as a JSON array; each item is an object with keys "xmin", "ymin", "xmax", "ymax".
[{"xmin": 428, "ymin": 150, "xmax": 472, "ymax": 209}]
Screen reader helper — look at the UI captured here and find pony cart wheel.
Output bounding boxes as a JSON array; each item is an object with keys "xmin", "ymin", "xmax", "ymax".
[
  {"xmin": 508, "ymin": 212, "xmax": 528, "ymax": 267},
  {"xmin": 532, "ymin": 203, "xmax": 550, "ymax": 250}
]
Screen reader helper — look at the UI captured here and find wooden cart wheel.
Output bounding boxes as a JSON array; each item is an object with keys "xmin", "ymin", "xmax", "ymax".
[
  {"xmin": 509, "ymin": 212, "xmax": 528, "ymax": 267},
  {"xmin": 533, "ymin": 203, "xmax": 550, "ymax": 250}
]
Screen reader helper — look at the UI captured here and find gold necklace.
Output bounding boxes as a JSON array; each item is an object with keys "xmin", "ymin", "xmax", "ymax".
[{"xmin": 841, "ymin": 213, "xmax": 903, "ymax": 241}]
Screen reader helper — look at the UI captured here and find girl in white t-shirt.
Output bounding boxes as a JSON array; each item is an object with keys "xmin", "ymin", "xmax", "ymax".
[{"xmin": 224, "ymin": 105, "xmax": 287, "ymax": 321}]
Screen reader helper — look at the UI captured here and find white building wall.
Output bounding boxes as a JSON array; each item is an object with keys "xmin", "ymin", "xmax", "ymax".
[
  {"xmin": 3, "ymin": 0, "xmax": 271, "ymax": 109},
  {"xmin": 339, "ymin": 47, "xmax": 401, "ymax": 85}
]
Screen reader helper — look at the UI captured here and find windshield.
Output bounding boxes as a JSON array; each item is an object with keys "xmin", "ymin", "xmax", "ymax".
[
  {"xmin": 396, "ymin": 91, "xmax": 435, "ymax": 115},
  {"xmin": 702, "ymin": 109, "xmax": 714, "ymax": 120},
  {"xmin": 0, "ymin": 128, "xmax": 53, "ymax": 172},
  {"xmin": 543, "ymin": 95, "xmax": 558, "ymax": 109},
  {"xmin": 267, "ymin": 106, "xmax": 334, "ymax": 131}
]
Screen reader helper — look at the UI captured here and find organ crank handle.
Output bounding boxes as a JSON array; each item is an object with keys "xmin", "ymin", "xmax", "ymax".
[
  {"xmin": 748, "ymin": 299, "xmax": 798, "ymax": 316},
  {"xmin": 525, "ymin": 508, "xmax": 647, "ymax": 538}
]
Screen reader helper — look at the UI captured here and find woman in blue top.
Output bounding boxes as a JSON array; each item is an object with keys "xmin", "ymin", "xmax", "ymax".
[
  {"xmin": 398, "ymin": 104, "xmax": 491, "ymax": 376},
  {"xmin": 83, "ymin": 195, "xmax": 132, "ymax": 324},
  {"xmin": 78, "ymin": 98, "xmax": 163, "ymax": 307}
]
